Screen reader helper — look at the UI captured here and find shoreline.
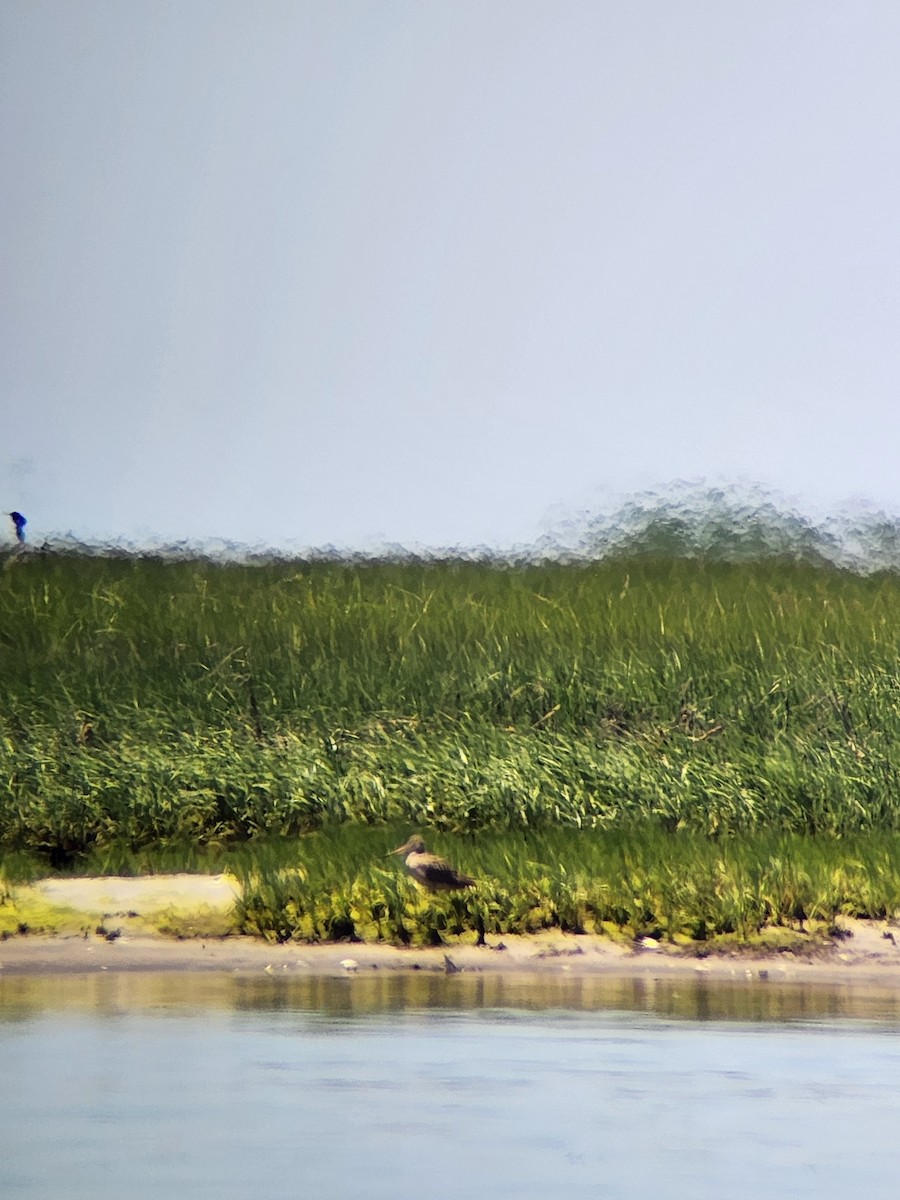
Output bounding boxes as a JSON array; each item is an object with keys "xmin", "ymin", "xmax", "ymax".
[
  {"xmin": 3, "ymin": 923, "xmax": 900, "ymax": 989},
  {"xmin": 2, "ymin": 873, "xmax": 900, "ymax": 987}
]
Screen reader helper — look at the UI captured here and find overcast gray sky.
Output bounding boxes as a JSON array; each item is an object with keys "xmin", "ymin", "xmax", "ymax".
[{"xmin": 2, "ymin": 1, "xmax": 899, "ymax": 549}]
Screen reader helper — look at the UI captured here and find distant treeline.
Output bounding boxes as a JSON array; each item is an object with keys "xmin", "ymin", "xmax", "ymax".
[{"xmin": 15, "ymin": 483, "xmax": 900, "ymax": 571}]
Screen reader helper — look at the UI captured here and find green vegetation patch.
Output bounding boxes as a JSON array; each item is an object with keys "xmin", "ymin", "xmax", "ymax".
[
  {"xmin": 0, "ymin": 887, "xmax": 87, "ymax": 939},
  {"xmin": 230, "ymin": 827, "xmax": 900, "ymax": 946},
  {"xmin": 4, "ymin": 554, "xmax": 900, "ymax": 863},
  {"xmin": 4, "ymin": 551, "xmax": 900, "ymax": 944}
]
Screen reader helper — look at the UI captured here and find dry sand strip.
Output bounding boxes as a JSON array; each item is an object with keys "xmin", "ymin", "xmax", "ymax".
[
  {"xmin": 35, "ymin": 873, "xmax": 242, "ymax": 913},
  {"xmin": 4, "ymin": 928, "xmax": 900, "ymax": 987},
  {"xmin": 2, "ymin": 875, "xmax": 900, "ymax": 985},
  {"xmin": 0, "ymin": 873, "xmax": 242, "ymax": 945}
]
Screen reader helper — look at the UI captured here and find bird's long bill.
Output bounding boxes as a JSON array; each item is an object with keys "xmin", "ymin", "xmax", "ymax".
[{"xmin": 386, "ymin": 841, "xmax": 411, "ymax": 857}]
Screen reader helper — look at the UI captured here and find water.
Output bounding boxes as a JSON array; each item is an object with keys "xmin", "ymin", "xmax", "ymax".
[{"xmin": 2, "ymin": 972, "xmax": 900, "ymax": 1199}]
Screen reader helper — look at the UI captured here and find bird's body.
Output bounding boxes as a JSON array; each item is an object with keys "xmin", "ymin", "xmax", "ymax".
[{"xmin": 390, "ymin": 835, "xmax": 475, "ymax": 892}]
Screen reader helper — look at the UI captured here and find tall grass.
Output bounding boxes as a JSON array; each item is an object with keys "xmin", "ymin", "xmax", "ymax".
[
  {"xmin": 3, "ymin": 551, "xmax": 900, "ymax": 864},
  {"xmin": 5, "ymin": 825, "xmax": 898, "ymax": 945},
  {"xmin": 231, "ymin": 827, "xmax": 900, "ymax": 945}
]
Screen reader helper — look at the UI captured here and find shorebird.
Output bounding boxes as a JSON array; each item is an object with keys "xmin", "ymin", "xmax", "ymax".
[{"xmin": 389, "ymin": 835, "xmax": 476, "ymax": 892}]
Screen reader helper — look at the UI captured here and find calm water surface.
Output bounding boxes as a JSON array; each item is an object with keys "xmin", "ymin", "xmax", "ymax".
[{"xmin": 2, "ymin": 972, "xmax": 900, "ymax": 1199}]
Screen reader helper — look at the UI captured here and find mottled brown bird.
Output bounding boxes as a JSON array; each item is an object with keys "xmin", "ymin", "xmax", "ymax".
[{"xmin": 389, "ymin": 835, "xmax": 475, "ymax": 892}]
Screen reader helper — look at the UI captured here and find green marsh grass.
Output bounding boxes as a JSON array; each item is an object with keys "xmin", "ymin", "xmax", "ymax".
[
  {"xmin": 3, "ymin": 550, "xmax": 900, "ymax": 939},
  {"xmin": 206, "ymin": 828, "xmax": 900, "ymax": 945},
  {"xmin": 7, "ymin": 826, "xmax": 895, "ymax": 947}
]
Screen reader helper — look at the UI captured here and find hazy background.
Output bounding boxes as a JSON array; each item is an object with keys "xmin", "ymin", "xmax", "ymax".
[{"xmin": 3, "ymin": 2, "xmax": 898, "ymax": 550}]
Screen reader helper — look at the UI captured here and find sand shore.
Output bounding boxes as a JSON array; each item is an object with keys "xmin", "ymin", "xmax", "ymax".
[
  {"xmin": 2, "ymin": 874, "xmax": 900, "ymax": 986},
  {"xmin": 1, "ymin": 924, "xmax": 900, "ymax": 989}
]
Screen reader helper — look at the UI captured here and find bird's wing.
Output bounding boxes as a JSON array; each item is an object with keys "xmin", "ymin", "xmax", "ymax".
[{"xmin": 420, "ymin": 856, "xmax": 474, "ymax": 887}]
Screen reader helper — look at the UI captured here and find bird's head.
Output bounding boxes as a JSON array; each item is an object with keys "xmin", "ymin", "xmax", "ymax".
[{"xmin": 389, "ymin": 834, "xmax": 427, "ymax": 857}]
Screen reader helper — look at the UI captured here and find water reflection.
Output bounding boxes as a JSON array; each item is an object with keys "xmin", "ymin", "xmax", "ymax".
[{"xmin": 3, "ymin": 969, "xmax": 900, "ymax": 1023}]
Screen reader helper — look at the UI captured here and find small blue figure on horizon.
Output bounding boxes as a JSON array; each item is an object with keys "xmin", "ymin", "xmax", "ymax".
[{"xmin": 9, "ymin": 512, "xmax": 26, "ymax": 544}]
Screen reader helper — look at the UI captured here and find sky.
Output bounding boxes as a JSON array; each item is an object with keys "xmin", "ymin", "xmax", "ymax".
[{"xmin": 2, "ymin": 1, "xmax": 899, "ymax": 551}]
